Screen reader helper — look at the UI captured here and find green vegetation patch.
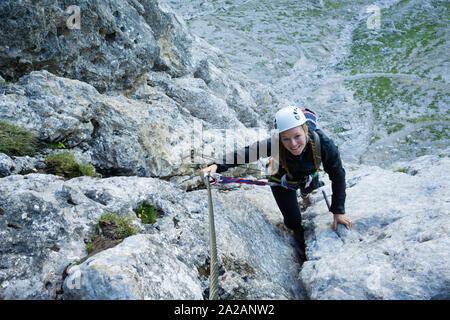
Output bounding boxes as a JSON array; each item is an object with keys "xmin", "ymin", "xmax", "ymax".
[
  {"xmin": 135, "ymin": 203, "xmax": 162, "ymax": 224},
  {"xmin": 341, "ymin": 0, "xmax": 449, "ymax": 77},
  {"xmin": 406, "ymin": 115, "xmax": 450, "ymax": 124},
  {"xmin": 0, "ymin": 121, "xmax": 38, "ymax": 156},
  {"xmin": 346, "ymin": 77, "xmax": 448, "ymax": 136},
  {"xmin": 82, "ymin": 212, "xmax": 138, "ymax": 262},
  {"xmin": 386, "ymin": 122, "xmax": 405, "ymax": 134},
  {"xmin": 49, "ymin": 138, "xmax": 67, "ymax": 150},
  {"xmin": 96, "ymin": 213, "xmax": 138, "ymax": 240},
  {"xmin": 423, "ymin": 124, "xmax": 449, "ymax": 141},
  {"xmin": 45, "ymin": 152, "xmax": 96, "ymax": 179},
  {"xmin": 324, "ymin": 1, "xmax": 341, "ymax": 9}
]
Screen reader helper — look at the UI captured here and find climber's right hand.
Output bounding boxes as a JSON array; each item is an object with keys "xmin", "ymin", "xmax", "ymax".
[{"xmin": 199, "ymin": 164, "xmax": 218, "ymax": 183}]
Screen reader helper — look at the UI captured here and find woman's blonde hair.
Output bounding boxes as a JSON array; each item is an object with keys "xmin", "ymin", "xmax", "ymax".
[{"xmin": 279, "ymin": 123, "xmax": 309, "ymax": 180}]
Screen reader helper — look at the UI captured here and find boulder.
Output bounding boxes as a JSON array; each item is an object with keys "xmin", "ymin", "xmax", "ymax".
[
  {"xmin": 0, "ymin": 0, "xmax": 213, "ymax": 92},
  {"xmin": 0, "ymin": 0, "xmax": 159, "ymax": 92},
  {"xmin": 0, "ymin": 70, "xmax": 272, "ymax": 180},
  {"xmin": 0, "ymin": 173, "xmax": 304, "ymax": 299},
  {"xmin": 300, "ymin": 151, "xmax": 450, "ymax": 299}
]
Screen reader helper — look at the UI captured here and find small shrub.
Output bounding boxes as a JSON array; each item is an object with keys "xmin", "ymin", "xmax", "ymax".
[
  {"xmin": 135, "ymin": 204, "xmax": 161, "ymax": 224},
  {"xmin": 79, "ymin": 162, "xmax": 96, "ymax": 177},
  {"xmin": 49, "ymin": 138, "xmax": 67, "ymax": 150},
  {"xmin": 0, "ymin": 121, "xmax": 38, "ymax": 156},
  {"xmin": 45, "ymin": 152, "xmax": 79, "ymax": 178},
  {"xmin": 84, "ymin": 243, "xmax": 93, "ymax": 253},
  {"xmin": 81, "ymin": 213, "xmax": 138, "ymax": 261},
  {"xmin": 45, "ymin": 152, "xmax": 95, "ymax": 179},
  {"xmin": 97, "ymin": 212, "xmax": 138, "ymax": 240}
]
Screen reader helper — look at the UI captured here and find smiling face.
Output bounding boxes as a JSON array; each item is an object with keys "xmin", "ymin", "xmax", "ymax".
[{"xmin": 280, "ymin": 126, "xmax": 308, "ymax": 156}]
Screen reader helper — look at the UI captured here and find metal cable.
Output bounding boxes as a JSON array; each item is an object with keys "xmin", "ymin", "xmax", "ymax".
[{"xmin": 205, "ymin": 175, "xmax": 219, "ymax": 300}]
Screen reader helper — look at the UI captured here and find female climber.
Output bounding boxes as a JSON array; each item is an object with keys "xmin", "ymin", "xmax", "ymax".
[{"xmin": 199, "ymin": 106, "xmax": 354, "ymax": 260}]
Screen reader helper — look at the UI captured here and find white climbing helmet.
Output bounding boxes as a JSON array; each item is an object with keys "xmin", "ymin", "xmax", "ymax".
[{"xmin": 274, "ymin": 106, "xmax": 307, "ymax": 133}]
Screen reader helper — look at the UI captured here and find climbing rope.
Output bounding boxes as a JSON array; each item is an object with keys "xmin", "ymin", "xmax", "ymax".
[
  {"xmin": 202, "ymin": 171, "xmax": 321, "ymax": 299},
  {"xmin": 202, "ymin": 172, "xmax": 299, "ymax": 299},
  {"xmin": 208, "ymin": 173, "xmax": 300, "ymax": 191},
  {"xmin": 203, "ymin": 173, "xmax": 219, "ymax": 300}
]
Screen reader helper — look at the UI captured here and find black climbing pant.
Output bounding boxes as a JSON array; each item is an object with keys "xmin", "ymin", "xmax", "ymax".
[
  {"xmin": 270, "ymin": 185, "xmax": 303, "ymax": 231},
  {"xmin": 271, "ymin": 185, "xmax": 307, "ymax": 262},
  {"xmin": 270, "ymin": 173, "xmax": 323, "ymax": 230}
]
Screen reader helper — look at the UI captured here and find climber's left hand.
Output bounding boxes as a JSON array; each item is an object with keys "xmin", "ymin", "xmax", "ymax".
[{"xmin": 333, "ymin": 214, "xmax": 354, "ymax": 230}]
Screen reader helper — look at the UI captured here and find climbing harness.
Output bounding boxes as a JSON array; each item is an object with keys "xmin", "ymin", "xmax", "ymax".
[{"xmin": 203, "ymin": 172, "xmax": 219, "ymax": 300}]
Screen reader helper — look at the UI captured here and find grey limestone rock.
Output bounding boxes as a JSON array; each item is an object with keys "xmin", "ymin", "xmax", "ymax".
[
  {"xmin": 300, "ymin": 152, "xmax": 450, "ymax": 299},
  {"xmin": 0, "ymin": 173, "xmax": 304, "ymax": 299}
]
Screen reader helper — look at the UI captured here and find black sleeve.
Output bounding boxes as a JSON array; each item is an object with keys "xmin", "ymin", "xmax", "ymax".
[
  {"xmin": 209, "ymin": 137, "xmax": 272, "ymax": 173},
  {"xmin": 318, "ymin": 131, "xmax": 346, "ymax": 214}
]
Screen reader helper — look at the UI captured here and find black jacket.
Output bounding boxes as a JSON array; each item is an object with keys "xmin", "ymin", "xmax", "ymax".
[{"xmin": 213, "ymin": 129, "xmax": 346, "ymax": 214}]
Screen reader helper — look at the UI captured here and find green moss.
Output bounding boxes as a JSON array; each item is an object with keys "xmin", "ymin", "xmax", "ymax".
[
  {"xmin": 135, "ymin": 204, "xmax": 161, "ymax": 224},
  {"xmin": 386, "ymin": 122, "xmax": 405, "ymax": 134},
  {"xmin": 395, "ymin": 168, "xmax": 408, "ymax": 173},
  {"xmin": 424, "ymin": 124, "xmax": 449, "ymax": 141},
  {"xmin": 81, "ymin": 213, "xmax": 138, "ymax": 258},
  {"xmin": 333, "ymin": 127, "xmax": 348, "ymax": 134},
  {"xmin": 0, "ymin": 122, "xmax": 38, "ymax": 156},
  {"xmin": 45, "ymin": 152, "xmax": 96, "ymax": 179},
  {"xmin": 285, "ymin": 61, "xmax": 294, "ymax": 67}
]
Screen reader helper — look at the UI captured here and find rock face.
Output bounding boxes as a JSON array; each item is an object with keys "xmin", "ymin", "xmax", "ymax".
[
  {"xmin": 1, "ymin": 152, "xmax": 449, "ymax": 300},
  {"xmin": 0, "ymin": 0, "xmax": 204, "ymax": 92},
  {"xmin": 300, "ymin": 151, "xmax": 450, "ymax": 300},
  {"xmin": 63, "ymin": 234, "xmax": 205, "ymax": 300},
  {"xmin": 0, "ymin": 0, "xmax": 273, "ymax": 124},
  {"xmin": 0, "ymin": 70, "xmax": 196, "ymax": 178},
  {"xmin": 1, "ymin": 0, "xmax": 448, "ymax": 301},
  {"xmin": 0, "ymin": 70, "xmax": 266, "ymax": 180},
  {"xmin": 0, "ymin": 0, "xmax": 153, "ymax": 92},
  {"xmin": 0, "ymin": 0, "xmax": 277, "ymax": 181},
  {"xmin": 0, "ymin": 174, "xmax": 304, "ymax": 299}
]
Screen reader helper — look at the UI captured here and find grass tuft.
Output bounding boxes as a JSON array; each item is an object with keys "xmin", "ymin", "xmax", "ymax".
[
  {"xmin": 45, "ymin": 152, "xmax": 96, "ymax": 179},
  {"xmin": 0, "ymin": 122, "xmax": 38, "ymax": 156}
]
